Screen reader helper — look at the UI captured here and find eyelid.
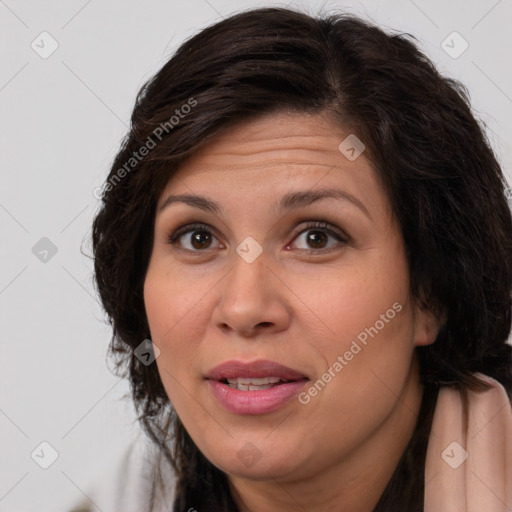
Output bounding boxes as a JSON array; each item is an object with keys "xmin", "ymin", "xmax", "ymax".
[
  {"xmin": 291, "ymin": 220, "xmax": 349, "ymax": 245},
  {"xmin": 167, "ymin": 219, "xmax": 349, "ymax": 254},
  {"xmin": 167, "ymin": 222, "xmax": 221, "ymax": 246}
]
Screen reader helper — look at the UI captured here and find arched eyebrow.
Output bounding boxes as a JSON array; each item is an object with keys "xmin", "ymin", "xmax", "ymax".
[{"xmin": 159, "ymin": 187, "xmax": 371, "ymax": 220}]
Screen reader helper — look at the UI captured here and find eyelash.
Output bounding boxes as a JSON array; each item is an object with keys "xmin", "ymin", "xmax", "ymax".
[{"xmin": 166, "ymin": 221, "xmax": 349, "ymax": 254}]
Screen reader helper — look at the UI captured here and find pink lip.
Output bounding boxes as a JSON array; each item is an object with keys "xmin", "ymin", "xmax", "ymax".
[
  {"xmin": 205, "ymin": 359, "xmax": 309, "ymax": 415},
  {"xmin": 206, "ymin": 359, "xmax": 308, "ymax": 381}
]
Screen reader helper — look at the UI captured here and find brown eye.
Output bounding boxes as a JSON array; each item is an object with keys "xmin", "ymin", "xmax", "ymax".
[
  {"xmin": 188, "ymin": 230, "xmax": 213, "ymax": 249},
  {"xmin": 304, "ymin": 230, "xmax": 329, "ymax": 249},
  {"xmin": 168, "ymin": 223, "xmax": 222, "ymax": 252},
  {"xmin": 291, "ymin": 222, "xmax": 348, "ymax": 252}
]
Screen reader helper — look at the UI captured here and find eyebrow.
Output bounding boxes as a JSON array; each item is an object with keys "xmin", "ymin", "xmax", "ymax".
[{"xmin": 159, "ymin": 187, "xmax": 371, "ymax": 220}]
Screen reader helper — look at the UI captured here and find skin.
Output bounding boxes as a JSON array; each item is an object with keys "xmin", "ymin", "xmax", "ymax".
[{"xmin": 143, "ymin": 111, "xmax": 443, "ymax": 512}]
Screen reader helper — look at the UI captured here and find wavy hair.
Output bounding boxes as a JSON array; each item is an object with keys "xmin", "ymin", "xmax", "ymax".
[{"xmin": 91, "ymin": 6, "xmax": 512, "ymax": 511}]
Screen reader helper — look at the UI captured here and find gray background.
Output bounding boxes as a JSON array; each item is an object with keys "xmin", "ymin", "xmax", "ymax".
[{"xmin": 1, "ymin": 0, "xmax": 511, "ymax": 510}]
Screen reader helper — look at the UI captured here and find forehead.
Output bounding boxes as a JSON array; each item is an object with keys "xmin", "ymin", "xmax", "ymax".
[{"xmin": 156, "ymin": 111, "xmax": 387, "ymax": 217}]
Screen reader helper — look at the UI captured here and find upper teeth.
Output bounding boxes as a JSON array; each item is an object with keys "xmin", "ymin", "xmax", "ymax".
[{"xmin": 226, "ymin": 376, "xmax": 284, "ymax": 390}]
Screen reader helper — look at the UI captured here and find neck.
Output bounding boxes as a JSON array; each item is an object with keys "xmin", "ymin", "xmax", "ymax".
[{"xmin": 228, "ymin": 358, "xmax": 424, "ymax": 512}]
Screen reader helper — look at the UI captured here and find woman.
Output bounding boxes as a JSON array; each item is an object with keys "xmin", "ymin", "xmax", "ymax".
[{"xmin": 80, "ymin": 6, "xmax": 512, "ymax": 511}]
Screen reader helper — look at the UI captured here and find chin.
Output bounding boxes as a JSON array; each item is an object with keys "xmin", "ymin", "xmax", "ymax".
[{"xmin": 203, "ymin": 438, "xmax": 307, "ymax": 481}]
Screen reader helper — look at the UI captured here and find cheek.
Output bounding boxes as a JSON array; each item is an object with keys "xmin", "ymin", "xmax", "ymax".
[
  {"xmin": 143, "ymin": 268, "xmax": 203, "ymax": 387},
  {"xmin": 300, "ymin": 248, "xmax": 416, "ymax": 428},
  {"xmin": 145, "ymin": 277, "xmax": 218, "ymax": 452},
  {"xmin": 144, "ymin": 261, "xmax": 208, "ymax": 340},
  {"xmin": 309, "ymin": 249, "xmax": 411, "ymax": 358},
  {"xmin": 297, "ymin": 292, "xmax": 416, "ymax": 464}
]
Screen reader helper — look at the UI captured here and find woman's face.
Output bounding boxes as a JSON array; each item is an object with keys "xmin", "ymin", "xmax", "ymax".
[{"xmin": 144, "ymin": 112, "xmax": 440, "ymax": 490}]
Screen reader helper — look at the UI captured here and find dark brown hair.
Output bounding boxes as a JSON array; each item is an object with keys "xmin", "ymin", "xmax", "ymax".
[{"xmin": 91, "ymin": 6, "xmax": 512, "ymax": 511}]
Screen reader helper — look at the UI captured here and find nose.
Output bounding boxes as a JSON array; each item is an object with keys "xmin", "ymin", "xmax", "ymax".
[{"xmin": 212, "ymin": 248, "xmax": 291, "ymax": 338}]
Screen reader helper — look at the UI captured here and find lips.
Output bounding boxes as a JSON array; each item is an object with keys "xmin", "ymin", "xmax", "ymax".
[
  {"xmin": 205, "ymin": 359, "xmax": 309, "ymax": 415},
  {"xmin": 206, "ymin": 359, "xmax": 308, "ymax": 381}
]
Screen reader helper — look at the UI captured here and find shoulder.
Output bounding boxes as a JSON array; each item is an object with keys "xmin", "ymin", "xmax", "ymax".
[{"xmin": 67, "ymin": 432, "xmax": 177, "ymax": 512}]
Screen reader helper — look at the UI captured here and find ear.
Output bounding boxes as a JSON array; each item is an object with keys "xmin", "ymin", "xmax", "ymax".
[{"xmin": 412, "ymin": 302, "xmax": 446, "ymax": 347}]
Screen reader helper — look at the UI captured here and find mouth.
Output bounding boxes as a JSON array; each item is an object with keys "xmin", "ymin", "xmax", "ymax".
[
  {"xmin": 221, "ymin": 376, "xmax": 296, "ymax": 391},
  {"xmin": 205, "ymin": 359, "xmax": 309, "ymax": 415}
]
